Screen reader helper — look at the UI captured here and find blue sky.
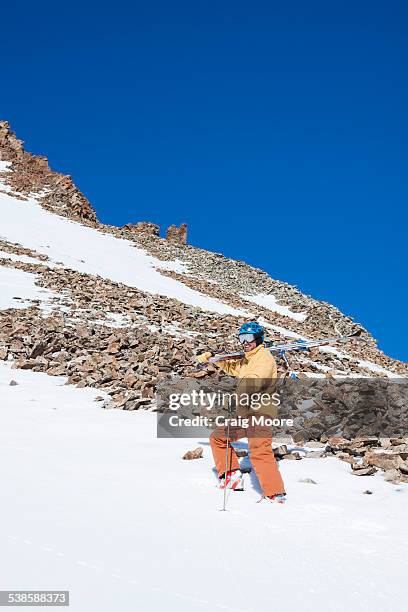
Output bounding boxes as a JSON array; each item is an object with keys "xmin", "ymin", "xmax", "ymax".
[{"xmin": 1, "ymin": 1, "xmax": 407, "ymax": 361}]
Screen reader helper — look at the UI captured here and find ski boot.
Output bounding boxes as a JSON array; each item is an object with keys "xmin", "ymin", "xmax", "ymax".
[
  {"xmin": 219, "ymin": 469, "xmax": 244, "ymax": 491},
  {"xmin": 266, "ymin": 493, "xmax": 286, "ymax": 504},
  {"xmin": 257, "ymin": 493, "xmax": 286, "ymax": 504}
]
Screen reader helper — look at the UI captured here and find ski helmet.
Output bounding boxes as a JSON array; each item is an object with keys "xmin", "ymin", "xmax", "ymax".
[{"xmin": 238, "ymin": 321, "xmax": 264, "ymax": 344}]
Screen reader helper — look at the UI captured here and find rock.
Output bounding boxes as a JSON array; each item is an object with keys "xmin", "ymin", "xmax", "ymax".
[
  {"xmin": 9, "ymin": 379, "xmax": 18, "ymax": 386},
  {"xmin": 389, "ymin": 438, "xmax": 406, "ymax": 446},
  {"xmin": 123, "ymin": 397, "xmax": 152, "ymax": 410},
  {"xmin": 363, "ymin": 490, "xmax": 373, "ymax": 494},
  {"xmin": 399, "ymin": 461, "xmax": 408, "ymax": 475},
  {"xmin": 182, "ymin": 447, "xmax": 203, "ymax": 460},
  {"xmin": 353, "ymin": 437, "xmax": 380, "ymax": 447},
  {"xmin": 282, "ymin": 452, "xmax": 302, "ymax": 460},
  {"xmin": 123, "ymin": 222, "xmax": 160, "ymax": 237},
  {"xmin": 273, "ymin": 445, "xmax": 288, "ymax": 457},
  {"xmin": 351, "ymin": 466, "xmax": 377, "ymax": 476},
  {"xmin": 364, "ymin": 451, "xmax": 407, "ymax": 472},
  {"xmin": 383, "ymin": 468, "xmax": 402, "ymax": 483},
  {"xmin": 0, "ymin": 122, "xmax": 96, "ymax": 221},
  {"xmin": 298, "ymin": 478, "xmax": 317, "ymax": 484},
  {"xmin": 336, "ymin": 452, "xmax": 355, "ymax": 465},
  {"xmin": 166, "ymin": 223, "xmax": 187, "ymax": 245},
  {"xmin": 327, "ymin": 436, "xmax": 352, "ymax": 450},
  {"xmin": 30, "ymin": 341, "xmax": 46, "ymax": 359}
]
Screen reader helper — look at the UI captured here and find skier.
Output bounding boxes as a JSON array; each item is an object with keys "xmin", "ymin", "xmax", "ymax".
[{"xmin": 196, "ymin": 322, "xmax": 286, "ymax": 504}]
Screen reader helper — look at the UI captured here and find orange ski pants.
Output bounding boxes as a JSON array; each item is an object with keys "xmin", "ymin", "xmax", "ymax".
[{"xmin": 210, "ymin": 422, "xmax": 285, "ymax": 497}]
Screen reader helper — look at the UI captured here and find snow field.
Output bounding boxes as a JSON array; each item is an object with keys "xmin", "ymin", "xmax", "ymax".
[
  {"xmin": 0, "ymin": 188, "xmax": 245, "ymax": 317},
  {"xmin": 0, "ymin": 362, "xmax": 407, "ymax": 612}
]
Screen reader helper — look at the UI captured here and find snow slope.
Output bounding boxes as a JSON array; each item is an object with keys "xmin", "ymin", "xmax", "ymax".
[
  {"xmin": 241, "ymin": 293, "xmax": 307, "ymax": 322},
  {"xmin": 0, "ymin": 266, "xmax": 60, "ymax": 313},
  {"xmin": 0, "ymin": 188, "xmax": 245, "ymax": 317},
  {"xmin": 0, "ymin": 160, "xmax": 12, "ymax": 172},
  {"xmin": 1, "ymin": 186, "xmax": 402, "ymax": 377},
  {"xmin": 1, "ymin": 362, "xmax": 407, "ymax": 612}
]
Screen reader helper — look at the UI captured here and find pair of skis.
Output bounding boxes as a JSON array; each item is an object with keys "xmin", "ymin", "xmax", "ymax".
[{"xmin": 207, "ymin": 329, "xmax": 363, "ymax": 364}]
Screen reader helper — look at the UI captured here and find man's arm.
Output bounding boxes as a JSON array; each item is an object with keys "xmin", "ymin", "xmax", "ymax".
[{"xmin": 196, "ymin": 352, "xmax": 243, "ymax": 377}]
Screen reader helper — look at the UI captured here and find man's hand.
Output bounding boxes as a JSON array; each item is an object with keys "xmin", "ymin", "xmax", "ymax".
[{"xmin": 195, "ymin": 351, "xmax": 212, "ymax": 364}]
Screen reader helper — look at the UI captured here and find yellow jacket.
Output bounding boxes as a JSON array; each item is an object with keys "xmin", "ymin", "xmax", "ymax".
[
  {"xmin": 198, "ymin": 344, "xmax": 278, "ymax": 417},
  {"xmin": 213, "ymin": 344, "xmax": 277, "ymax": 379}
]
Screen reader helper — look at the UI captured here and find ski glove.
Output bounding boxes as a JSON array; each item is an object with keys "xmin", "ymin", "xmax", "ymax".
[{"xmin": 196, "ymin": 351, "xmax": 212, "ymax": 363}]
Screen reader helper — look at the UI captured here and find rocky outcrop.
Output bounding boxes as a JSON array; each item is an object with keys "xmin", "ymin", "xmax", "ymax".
[
  {"xmin": 270, "ymin": 437, "xmax": 408, "ymax": 484},
  {"xmin": 123, "ymin": 222, "xmax": 160, "ymax": 238},
  {"xmin": 0, "ymin": 120, "xmax": 97, "ymax": 222},
  {"xmin": 327, "ymin": 436, "xmax": 408, "ymax": 484},
  {"xmin": 166, "ymin": 223, "xmax": 187, "ymax": 245}
]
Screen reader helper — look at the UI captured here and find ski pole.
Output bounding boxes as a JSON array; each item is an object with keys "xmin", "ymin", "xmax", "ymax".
[
  {"xmin": 221, "ymin": 414, "xmax": 231, "ymax": 512},
  {"xmin": 279, "ymin": 350, "xmax": 299, "ymax": 379}
]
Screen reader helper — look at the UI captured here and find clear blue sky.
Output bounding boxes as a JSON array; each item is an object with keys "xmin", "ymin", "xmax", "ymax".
[{"xmin": 1, "ymin": 1, "xmax": 407, "ymax": 361}]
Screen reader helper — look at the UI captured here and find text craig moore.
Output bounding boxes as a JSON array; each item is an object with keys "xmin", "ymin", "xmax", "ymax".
[
  {"xmin": 166, "ymin": 414, "xmax": 294, "ymax": 428},
  {"xmin": 166, "ymin": 390, "xmax": 294, "ymax": 428}
]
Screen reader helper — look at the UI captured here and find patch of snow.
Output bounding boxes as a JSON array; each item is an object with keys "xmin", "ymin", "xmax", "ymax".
[
  {"xmin": 0, "ymin": 188, "xmax": 246, "ymax": 317},
  {"xmin": 258, "ymin": 319, "xmax": 399, "ymax": 377},
  {"xmin": 320, "ymin": 345, "xmax": 400, "ymax": 378},
  {"xmin": 153, "ymin": 258, "xmax": 189, "ymax": 274},
  {"xmin": 102, "ymin": 312, "xmax": 131, "ymax": 328},
  {"xmin": 0, "ymin": 361, "xmax": 407, "ymax": 612},
  {"xmin": 0, "ymin": 160, "xmax": 12, "ymax": 172},
  {"xmin": 296, "ymin": 356, "xmax": 334, "ymax": 373},
  {"xmin": 261, "ymin": 321, "xmax": 306, "ymax": 340},
  {"xmin": 302, "ymin": 372, "xmax": 327, "ymax": 378},
  {"xmin": 355, "ymin": 358, "xmax": 401, "ymax": 378},
  {"xmin": 0, "ymin": 250, "xmax": 50, "ymax": 267},
  {"xmin": 0, "ymin": 266, "xmax": 61, "ymax": 313},
  {"xmin": 145, "ymin": 321, "xmax": 201, "ymax": 339},
  {"xmin": 261, "ymin": 320, "xmax": 400, "ymax": 379},
  {"xmin": 0, "ymin": 184, "xmax": 13, "ymax": 194},
  {"xmin": 242, "ymin": 292, "xmax": 307, "ymax": 321},
  {"xmin": 160, "ymin": 321, "xmax": 202, "ymax": 338}
]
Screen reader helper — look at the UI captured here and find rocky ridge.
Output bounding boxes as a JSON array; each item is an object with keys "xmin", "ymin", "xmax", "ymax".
[{"xmin": 0, "ymin": 121, "xmax": 96, "ymax": 222}]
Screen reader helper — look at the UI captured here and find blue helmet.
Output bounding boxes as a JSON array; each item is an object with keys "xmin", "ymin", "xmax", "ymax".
[{"xmin": 238, "ymin": 321, "xmax": 264, "ymax": 342}]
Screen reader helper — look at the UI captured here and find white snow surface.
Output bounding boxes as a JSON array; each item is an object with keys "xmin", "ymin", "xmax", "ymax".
[
  {"xmin": 1, "ymin": 361, "xmax": 407, "ymax": 612},
  {"xmin": 0, "ymin": 266, "xmax": 60, "ymax": 313},
  {"xmin": 0, "ymin": 160, "xmax": 12, "ymax": 172},
  {"xmin": 241, "ymin": 293, "xmax": 307, "ymax": 321},
  {"xmin": 0, "ymin": 188, "xmax": 244, "ymax": 317},
  {"xmin": 0, "ymin": 250, "xmax": 51, "ymax": 267},
  {"xmin": 0, "ymin": 184, "xmax": 401, "ymax": 377}
]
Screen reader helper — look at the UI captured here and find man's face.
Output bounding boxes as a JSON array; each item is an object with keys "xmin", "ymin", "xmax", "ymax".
[
  {"xmin": 242, "ymin": 339, "xmax": 257, "ymax": 352},
  {"xmin": 239, "ymin": 333, "xmax": 258, "ymax": 353}
]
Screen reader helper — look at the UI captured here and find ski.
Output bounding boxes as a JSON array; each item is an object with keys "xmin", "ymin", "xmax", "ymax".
[{"xmin": 207, "ymin": 330, "xmax": 363, "ymax": 363}]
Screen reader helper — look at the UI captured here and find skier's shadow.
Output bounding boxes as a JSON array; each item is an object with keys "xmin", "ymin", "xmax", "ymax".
[{"xmin": 198, "ymin": 440, "xmax": 263, "ymax": 495}]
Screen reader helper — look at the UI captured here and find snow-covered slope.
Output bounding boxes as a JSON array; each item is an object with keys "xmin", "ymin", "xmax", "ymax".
[
  {"xmin": 2, "ymin": 117, "xmax": 408, "ymax": 380},
  {"xmin": 1, "ymin": 120, "xmax": 408, "ymax": 612},
  {"xmin": 1, "ymin": 362, "xmax": 407, "ymax": 612},
  {"xmin": 1, "ymin": 180, "xmax": 405, "ymax": 380},
  {"xmin": 0, "ymin": 265, "xmax": 60, "ymax": 312},
  {"xmin": 0, "ymin": 189, "xmax": 244, "ymax": 317},
  {"xmin": 241, "ymin": 292, "xmax": 307, "ymax": 321}
]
